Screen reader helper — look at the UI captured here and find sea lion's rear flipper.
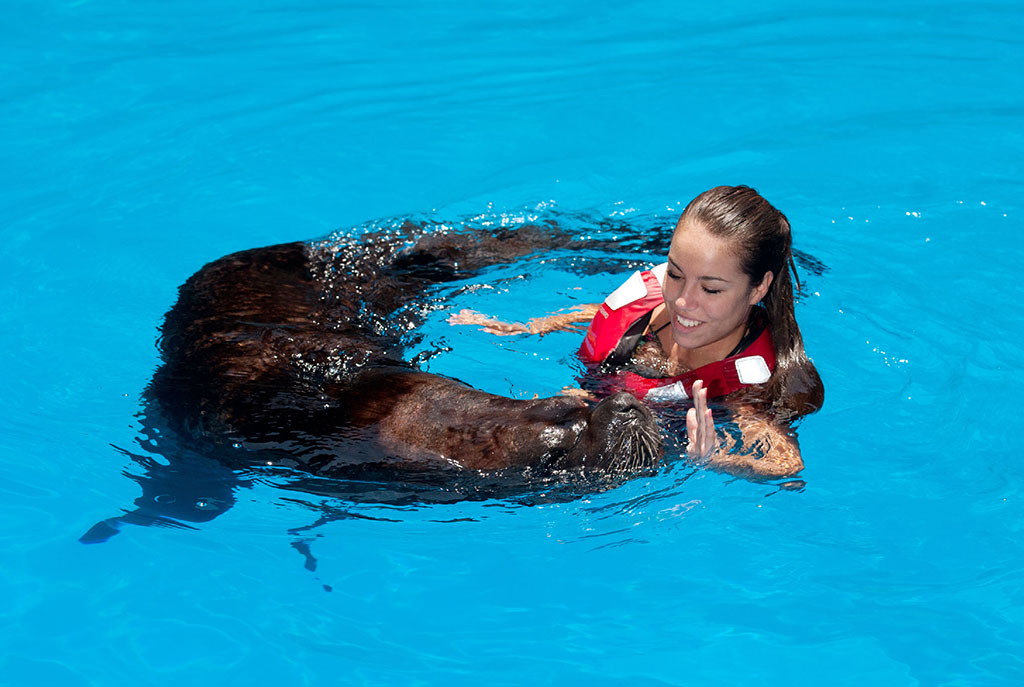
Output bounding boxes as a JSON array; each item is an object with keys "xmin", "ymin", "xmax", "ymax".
[
  {"xmin": 79, "ymin": 511, "xmax": 203, "ymax": 544},
  {"xmin": 79, "ymin": 517, "xmax": 125, "ymax": 544}
]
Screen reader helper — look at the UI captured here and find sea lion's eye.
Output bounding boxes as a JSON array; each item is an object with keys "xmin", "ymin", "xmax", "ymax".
[
  {"xmin": 194, "ymin": 499, "xmax": 219, "ymax": 511},
  {"xmin": 154, "ymin": 494, "xmax": 176, "ymax": 504}
]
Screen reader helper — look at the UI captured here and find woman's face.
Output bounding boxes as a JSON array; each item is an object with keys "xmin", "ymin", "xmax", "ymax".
[{"xmin": 662, "ymin": 220, "xmax": 772, "ymax": 356}]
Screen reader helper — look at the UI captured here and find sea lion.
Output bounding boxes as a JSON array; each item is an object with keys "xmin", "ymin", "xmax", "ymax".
[{"xmin": 147, "ymin": 223, "xmax": 663, "ymax": 483}]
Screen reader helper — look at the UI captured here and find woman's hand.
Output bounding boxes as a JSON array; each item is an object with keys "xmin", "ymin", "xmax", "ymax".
[
  {"xmin": 559, "ymin": 386, "xmax": 597, "ymax": 401},
  {"xmin": 686, "ymin": 379, "xmax": 718, "ymax": 462}
]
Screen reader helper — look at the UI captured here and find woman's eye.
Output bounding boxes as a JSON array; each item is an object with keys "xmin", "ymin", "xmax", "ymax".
[
  {"xmin": 666, "ymin": 271, "xmax": 681, "ymax": 281},
  {"xmin": 703, "ymin": 287, "xmax": 721, "ymax": 295}
]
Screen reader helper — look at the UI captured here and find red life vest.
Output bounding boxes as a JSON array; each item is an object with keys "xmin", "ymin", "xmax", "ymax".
[{"xmin": 578, "ymin": 264, "xmax": 776, "ymax": 401}]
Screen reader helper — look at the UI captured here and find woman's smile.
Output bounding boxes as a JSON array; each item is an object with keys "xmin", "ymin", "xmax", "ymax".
[{"xmin": 674, "ymin": 314, "xmax": 702, "ymax": 330}]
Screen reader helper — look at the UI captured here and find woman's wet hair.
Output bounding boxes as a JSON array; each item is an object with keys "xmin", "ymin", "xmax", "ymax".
[{"xmin": 679, "ymin": 185, "xmax": 824, "ymax": 419}]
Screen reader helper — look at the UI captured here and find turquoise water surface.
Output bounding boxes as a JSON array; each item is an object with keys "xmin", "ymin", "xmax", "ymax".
[{"xmin": 2, "ymin": 1, "xmax": 1023, "ymax": 685}]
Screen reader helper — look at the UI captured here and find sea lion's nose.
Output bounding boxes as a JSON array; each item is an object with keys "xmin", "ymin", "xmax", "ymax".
[
  {"xmin": 600, "ymin": 392, "xmax": 644, "ymax": 415},
  {"xmin": 591, "ymin": 391, "xmax": 647, "ymax": 424},
  {"xmin": 580, "ymin": 391, "xmax": 662, "ymax": 473}
]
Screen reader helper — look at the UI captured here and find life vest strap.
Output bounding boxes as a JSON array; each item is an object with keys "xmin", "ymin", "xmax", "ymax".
[{"xmin": 617, "ymin": 327, "xmax": 775, "ymax": 401}]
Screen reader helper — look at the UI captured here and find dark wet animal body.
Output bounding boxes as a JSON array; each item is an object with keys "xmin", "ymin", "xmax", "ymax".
[{"xmin": 148, "ymin": 224, "xmax": 662, "ymax": 484}]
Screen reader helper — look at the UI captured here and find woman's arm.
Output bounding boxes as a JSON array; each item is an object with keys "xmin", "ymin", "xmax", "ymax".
[
  {"xmin": 448, "ymin": 304, "xmax": 600, "ymax": 337},
  {"xmin": 687, "ymin": 381, "xmax": 803, "ymax": 478}
]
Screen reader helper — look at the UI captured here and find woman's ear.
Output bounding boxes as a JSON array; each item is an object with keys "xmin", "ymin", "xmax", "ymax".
[{"xmin": 749, "ymin": 271, "xmax": 773, "ymax": 305}]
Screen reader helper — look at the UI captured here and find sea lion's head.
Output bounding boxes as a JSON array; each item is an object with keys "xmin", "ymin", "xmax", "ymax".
[
  {"xmin": 556, "ymin": 391, "xmax": 662, "ymax": 473},
  {"xmin": 362, "ymin": 373, "xmax": 663, "ymax": 475}
]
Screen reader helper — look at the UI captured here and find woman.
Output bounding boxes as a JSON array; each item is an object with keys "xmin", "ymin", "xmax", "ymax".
[{"xmin": 450, "ymin": 186, "xmax": 824, "ymax": 477}]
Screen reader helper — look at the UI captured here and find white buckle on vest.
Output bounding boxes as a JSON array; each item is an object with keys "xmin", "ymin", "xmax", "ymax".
[
  {"xmin": 735, "ymin": 355, "xmax": 771, "ymax": 384},
  {"xmin": 645, "ymin": 380, "xmax": 689, "ymax": 402}
]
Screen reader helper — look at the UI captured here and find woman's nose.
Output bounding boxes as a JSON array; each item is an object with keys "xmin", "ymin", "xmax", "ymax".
[{"xmin": 673, "ymin": 282, "xmax": 698, "ymax": 310}]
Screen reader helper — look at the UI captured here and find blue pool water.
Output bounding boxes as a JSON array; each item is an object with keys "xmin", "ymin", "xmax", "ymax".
[{"xmin": 2, "ymin": 0, "xmax": 1023, "ymax": 684}]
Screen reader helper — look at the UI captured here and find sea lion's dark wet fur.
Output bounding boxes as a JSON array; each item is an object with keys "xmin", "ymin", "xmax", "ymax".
[{"xmin": 147, "ymin": 222, "xmax": 662, "ymax": 484}]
